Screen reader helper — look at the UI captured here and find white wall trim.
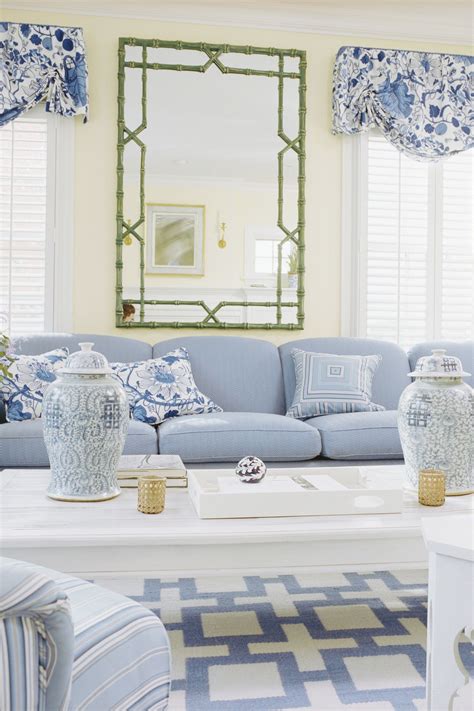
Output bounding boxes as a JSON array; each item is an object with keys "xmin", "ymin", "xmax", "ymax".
[{"xmin": 3, "ymin": 2, "xmax": 471, "ymax": 44}]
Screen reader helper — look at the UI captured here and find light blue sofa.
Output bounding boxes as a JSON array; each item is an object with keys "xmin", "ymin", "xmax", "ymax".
[
  {"xmin": 1, "ymin": 334, "xmax": 472, "ymax": 469},
  {"xmin": 0, "ymin": 557, "xmax": 171, "ymax": 710}
]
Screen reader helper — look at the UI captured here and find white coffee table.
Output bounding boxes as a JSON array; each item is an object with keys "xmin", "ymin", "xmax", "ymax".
[{"xmin": 1, "ymin": 467, "xmax": 473, "ymax": 577}]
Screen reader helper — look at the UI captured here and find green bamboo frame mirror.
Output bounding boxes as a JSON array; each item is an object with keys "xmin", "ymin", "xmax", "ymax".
[{"xmin": 116, "ymin": 38, "xmax": 306, "ymax": 329}]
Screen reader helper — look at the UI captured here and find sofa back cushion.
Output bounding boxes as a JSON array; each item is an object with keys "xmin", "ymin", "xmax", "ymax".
[
  {"xmin": 279, "ymin": 338, "xmax": 410, "ymax": 411},
  {"xmin": 0, "ymin": 334, "xmax": 153, "ymax": 424},
  {"xmin": 153, "ymin": 336, "xmax": 286, "ymax": 414},
  {"xmin": 408, "ymin": 340, "xmax": 474, "ymax": 388},
  {"xmin": 11, "ymin": 334, "xmax": 152, "ymax": 363}
]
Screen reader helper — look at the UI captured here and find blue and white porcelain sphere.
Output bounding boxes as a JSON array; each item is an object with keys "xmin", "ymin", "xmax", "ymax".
[
  {"xmin": 43, "ymin": 343, "xmax": 129, "ymax": 501},
  {"xmin": 235, "ymin": 456, "xmax": 267, "ymax": 484},
  {"xmin": 398, "ymin": 349, "xmax": 473, "ymax": 494}
]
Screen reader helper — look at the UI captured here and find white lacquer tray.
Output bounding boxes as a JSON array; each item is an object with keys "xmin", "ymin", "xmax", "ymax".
[{"xmin": 188, "ymin": 466, "xmax": 404, "ymax": 519}]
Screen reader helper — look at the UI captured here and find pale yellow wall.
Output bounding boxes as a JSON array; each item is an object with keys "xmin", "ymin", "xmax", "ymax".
[{"xmin": 4, "ymin": 8, "xmax": 470, "ymax": 344}]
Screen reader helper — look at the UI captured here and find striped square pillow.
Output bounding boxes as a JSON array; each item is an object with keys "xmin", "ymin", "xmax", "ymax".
[{"xmin": 286, "ymin": 349, "xmax": 385, "ymax": 418}]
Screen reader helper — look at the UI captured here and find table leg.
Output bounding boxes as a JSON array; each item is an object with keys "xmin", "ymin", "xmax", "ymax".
[{"xmin": 426, "ymin": 552, "xmax": 474, "ymax": 711}]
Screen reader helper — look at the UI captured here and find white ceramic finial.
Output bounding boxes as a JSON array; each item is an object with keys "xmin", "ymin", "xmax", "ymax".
[{"xmin": 79, "ymin": 342, "xmax": 94, "ymax": 352}]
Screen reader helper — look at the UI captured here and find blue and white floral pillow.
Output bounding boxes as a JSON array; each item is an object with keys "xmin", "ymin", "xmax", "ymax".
[
  {"xmin": 111, "ymin": 347, "xmax": 222, "ymax": 425},
  {"xmin": 287, "ymin": 349, "xmax": 385, "ymax": 418},
  {"xmin": 0, "ymin": 348, "xmax": 69, "ymax": 422}
]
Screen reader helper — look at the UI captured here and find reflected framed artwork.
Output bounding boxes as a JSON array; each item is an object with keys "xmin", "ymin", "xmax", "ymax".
[{"xmin": 146, "ymin": 203, "xmax": 204, "ymax": 275}]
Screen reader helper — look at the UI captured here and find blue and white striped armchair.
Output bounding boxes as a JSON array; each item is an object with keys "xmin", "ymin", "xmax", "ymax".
[{"xmin": 0, "ymin": 558, "xmax": 171, "ymax": 710}]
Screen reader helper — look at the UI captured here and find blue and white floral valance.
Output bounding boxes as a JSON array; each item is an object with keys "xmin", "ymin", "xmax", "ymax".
[
  {"xmin": 333, "ymin": 46, "xmax": 473, "ymax": 160},
  {"xmin": 0, "ymin": 22, "xmax": 88, "ymax": 126}
]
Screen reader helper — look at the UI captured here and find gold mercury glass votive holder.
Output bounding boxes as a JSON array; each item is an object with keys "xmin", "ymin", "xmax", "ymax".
[
  {"xmin": 137, "ymin": 475, "xmax": 166, "ymax": 514},
  {"xmin": 418, "ymin": 469, "xmax": 445, "ymax": 507}
]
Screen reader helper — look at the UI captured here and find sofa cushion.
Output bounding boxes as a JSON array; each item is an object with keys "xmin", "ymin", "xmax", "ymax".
[
  {"xmin": 2, "ymin": 334, "xmax": 151, "ymax": 425},
  {"xmin": 158, "ymin": 412, "xmax": 321, "ymax": 463},
  {"xmin": 305, "ymin": 410, "xmax": 403, "ymax": 460},
  {"xmin": 279, "ymin": 338, "xmax": 410, "ymax": 411},
  {"xmin": 287, "ymin": 350, "xmax": 384, "ymax": 418},
  {"xmin": 0, "ymin": 419, "xmax": 158, "ymax": 468},
  {"xmin": 11, "ymin": 333, "xmax": 152, "ymax": 364},
  {"xmin": 153, "ymin": 337, "xmax": 286, "ymax": 414},
  {"xmin": 111, "ymin": 347, "xmax": 222, "ymax": 424}
]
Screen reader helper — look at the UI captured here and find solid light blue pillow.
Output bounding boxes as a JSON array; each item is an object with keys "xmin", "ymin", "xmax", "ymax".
[{"xmin": 287, "ymin": 349, "xmax": 385, "ymax": 418}]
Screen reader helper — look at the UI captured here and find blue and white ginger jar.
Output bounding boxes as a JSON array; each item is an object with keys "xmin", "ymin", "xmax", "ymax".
[
  {"xmin": 43, "ymin": 342, "xmax": 129, "ymax": 501},
  {"xmin": 398, "ymin": 349, "xmax": 473, "ymax": 495}
]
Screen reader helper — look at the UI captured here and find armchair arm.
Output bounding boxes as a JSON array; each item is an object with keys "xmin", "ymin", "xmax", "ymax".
[{"xmin": 0, "ymin": 557, "xmax": 74, "ymax": 711}]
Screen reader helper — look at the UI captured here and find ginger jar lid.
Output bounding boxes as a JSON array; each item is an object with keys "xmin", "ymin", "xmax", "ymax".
[
  {"xmin": 60, "ymin": 342, "xmax": 112, "ymax": 375},
  {"xmin": 408, "ymin": 349, "xmax": 471, "ymax": 379}
]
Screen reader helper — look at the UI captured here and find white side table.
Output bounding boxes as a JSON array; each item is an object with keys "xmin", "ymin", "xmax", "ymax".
[{"xmin": 422, "ymin": 514, "xmax": 474, "ymax": 711}]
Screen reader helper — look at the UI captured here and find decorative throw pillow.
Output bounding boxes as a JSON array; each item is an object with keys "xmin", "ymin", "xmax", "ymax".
[
  {"xmin": 111, "ymin": 347, "xmax": 222, "ymax": 425},
  {"xmin": 287, "ymin": 349, "xmax": 385, "ymax": 418},
  {"xmin": 0, "ymin": 348, "xmax": 69, "ymax": 422}
]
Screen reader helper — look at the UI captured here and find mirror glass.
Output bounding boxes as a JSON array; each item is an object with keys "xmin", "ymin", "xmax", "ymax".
[{"xmin": 117, "ymin": 42, "xmax": 305, "ymax": 328}]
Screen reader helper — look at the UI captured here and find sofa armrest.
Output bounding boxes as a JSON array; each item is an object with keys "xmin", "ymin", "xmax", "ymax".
[{"xmin": 0, "ymin": 557, "xmax": 74, "ymax": 711}]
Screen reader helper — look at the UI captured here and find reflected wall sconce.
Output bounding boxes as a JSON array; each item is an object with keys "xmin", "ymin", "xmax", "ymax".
[
  {"xmin": 124, "ymin": 218, "xmax": 133, "ymax": 246},
  {"xmin": 218, "ymin": 222, "xmax": 227, "ymax": 249}
]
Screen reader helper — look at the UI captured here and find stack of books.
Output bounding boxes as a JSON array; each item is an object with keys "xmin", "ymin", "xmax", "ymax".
[{"xmin": 117, "ymin": 454, "xmax": 187, "ymax": 488}]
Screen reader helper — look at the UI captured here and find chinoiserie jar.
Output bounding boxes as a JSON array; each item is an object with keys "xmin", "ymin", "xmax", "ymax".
[
  {"xmin": 43, "ymin": 342, "xmax": 129, "ymax": 501},
  {"xmin": 398, "ymin": 349, "xmax": 473, "ymax": 495}
]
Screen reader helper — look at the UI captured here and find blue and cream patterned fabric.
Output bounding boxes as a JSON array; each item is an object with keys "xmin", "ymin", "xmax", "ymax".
[
  {"xmin": 0, "ymin": 558, "xmax": 171, "ymax": 711},
  {"xmin": 112, "ymin": 347, "xmax": 222, "ymax": 425},
  {"xmin": 0, "ymin": 22, "xmax": 88, "ymax": 126},
  {"xmin": 0, "ymin": 347, "xmax": 68, "ymax": 422},
  {"xmin": 333, "ymin": 46, "xmax": 474, "ymax": 160},
  {"xmin": 94, "ymin": 568, "xmax": 452, "ymax": 711},
  {"xmin": 287, "ymin": 349, "xmax": 384, "ymax": 418}
]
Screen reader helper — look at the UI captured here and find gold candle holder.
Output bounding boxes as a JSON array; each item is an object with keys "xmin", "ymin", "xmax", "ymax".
[
  {"xmin": 418, "ymin": 469, "xmax": 445, "ymax": 506},
  {"xmin": 137, "ymin": 475, "xmax": 166, "ymax": 514}
]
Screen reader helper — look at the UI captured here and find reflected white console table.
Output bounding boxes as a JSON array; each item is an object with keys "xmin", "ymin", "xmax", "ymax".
[{"xmin": 422, "ymin": 514, "xmax": 474, "ymax": 711}]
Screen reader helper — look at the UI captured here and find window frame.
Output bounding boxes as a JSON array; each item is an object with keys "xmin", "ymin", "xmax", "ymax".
[
  {"xmin": 244, "ymin": 225, "xmax": 291, "ymax": 287},
  {"xmin": 1, "ymin": 107, "xmax": 74, "ymax": 336},
  {"xmin": 341, "ymin": 131, "xmax": 474, "ymax": 343}
]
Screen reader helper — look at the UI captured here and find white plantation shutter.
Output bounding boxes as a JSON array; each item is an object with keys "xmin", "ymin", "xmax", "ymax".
[
  {"xmin": 366, "ymin": 135, "xmax": 430, "ymax": 345},
  {"xmin": 0, "ymin": 112, "xmax": 51, "ymax": 336},
  {"xmin": 440, "ymin": 150, "xmax": 474, "ymax": 339},
  {"xmin": 348, "ymin": 132, "xmax": 474, "ymax": 348}
]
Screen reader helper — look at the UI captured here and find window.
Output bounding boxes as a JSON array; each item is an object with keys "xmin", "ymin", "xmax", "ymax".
[
  {"xmin": 255, "ymin": 238, "xmax": 292, "ymax": 275},
  {"xmin": 244, "ymin": 226, "xmax": 293, "ymax": 286},
  {"xmin": 0, "ymin": 107, "xmax": 74, "ymax": 337},
  {"xmin": 342, "ymin": 132, "xmax": 474, "ymax": 347}
]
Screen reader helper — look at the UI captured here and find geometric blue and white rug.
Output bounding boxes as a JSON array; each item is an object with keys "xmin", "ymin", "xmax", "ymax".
[{"xmin": 93, "ymin": 570, "xmax": 472, "ymax": 711}]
